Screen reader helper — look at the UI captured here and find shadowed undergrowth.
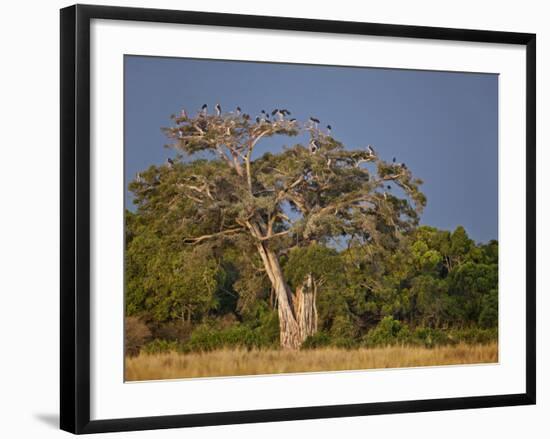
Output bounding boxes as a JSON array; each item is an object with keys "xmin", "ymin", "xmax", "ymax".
[{"xmin": 125, "ymin": 343, "xmax": 498, "ymax": 381}]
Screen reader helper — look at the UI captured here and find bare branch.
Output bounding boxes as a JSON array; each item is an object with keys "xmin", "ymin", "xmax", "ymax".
[
  {"xmin": 215, "ymin": 145, "xmax": 234, "ymax": 168},
  {"xmin": 260, "ymin": 230, "xmax": 291, "ymax": 241},
  {"xmin": 184, "ymin": 227, "xmax": 244, "ymax": 244},
  {"xmin": 245, "ymin": 130, "xmax": 271, "ymax": 193},
  {"xmin": 185, "ymin": 194, "xmax": 204, "ymax": 204}
]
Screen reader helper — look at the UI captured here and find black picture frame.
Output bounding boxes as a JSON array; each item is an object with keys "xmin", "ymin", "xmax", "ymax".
[{"xmin": 60, "ymin": 4, "xmax": 536, "ymax": 434}]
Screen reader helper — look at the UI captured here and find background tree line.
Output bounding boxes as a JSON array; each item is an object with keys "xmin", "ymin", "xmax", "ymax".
[{"xmin": 126, "ymin": 210, "xmax": 497, "ymax": 355}]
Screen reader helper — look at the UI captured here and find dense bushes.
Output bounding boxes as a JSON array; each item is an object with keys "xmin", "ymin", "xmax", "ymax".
[
  {"xmin": 301, "ymin": 332, "xmax": 332, "ymax": 349},
  {"xmin": 448, "ymin": 327, "xmax": 498, "ymax": 345},
  {"xmin": 301, "ymin": 318, "xmax": 498, "ymax": 350},
  {"xmin": 363, "ymin": 317, "xmax": 411, "ymax": 347},
  {"xmin": 141, "ymin": 339, "xmax": 179, "ymax": 354},
  {"xmin": 361, "ymin": 317, "xmax": 497, "ymax": 348},
  {"xmin": 136, "ymin": 306, "xmax": 280, "ymax": 354},
  {"xmin": 134, "ymin": 318, "xmax": 497, "ymax": 355},
  {"xmin": 126, "ymin": 211, "xmax": 499, "ymax": 355},
  {"xmin": 184, "ymin": 323, "xmax": 277, "ymax": 352},
  {"xmin": 135, "ymin": 326, "xmax": 275, "ymax": 355},
  {"xmin": 125, "ymin": 316, "xmax": 152, "ymax": 356}
]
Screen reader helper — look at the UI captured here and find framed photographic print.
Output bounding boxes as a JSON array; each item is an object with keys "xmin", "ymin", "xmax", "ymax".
[{"xmin": 60, "ymin": 4, "xmax": 536, "ymax": 434}]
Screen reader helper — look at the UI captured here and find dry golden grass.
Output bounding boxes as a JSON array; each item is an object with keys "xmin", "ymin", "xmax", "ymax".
[{"xmin": 125, "ymin": 343, "xmax": 498, "ymax": 381}]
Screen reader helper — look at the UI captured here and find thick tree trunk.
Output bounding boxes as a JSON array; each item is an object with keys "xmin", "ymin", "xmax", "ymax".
[
  {"xmin": 294, "ymin": 273, "xmax": 318, "ymax": 339},
  {"xmin": 255, "ymin": 242, "xmax": 318, "ymax": 349}
]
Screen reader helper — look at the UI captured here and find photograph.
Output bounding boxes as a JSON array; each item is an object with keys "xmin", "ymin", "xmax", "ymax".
[{"xmin": 123, "ymin": 55, "xmax": 499, "ymax": 381}]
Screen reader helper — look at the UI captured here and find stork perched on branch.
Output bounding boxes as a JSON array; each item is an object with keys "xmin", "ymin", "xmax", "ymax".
[
  {"xmin": 309, "ymin": 139, "xmax": 321, "ymax": 154},
  {"xmin": 309, "ymin": 117, "xmax": 320, "ymax": 129}
]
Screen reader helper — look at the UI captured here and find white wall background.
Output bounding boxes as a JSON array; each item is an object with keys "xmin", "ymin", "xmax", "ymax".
[{"xmin": 0, "ymin": 0, "xmax": 546, "ymax": 437}]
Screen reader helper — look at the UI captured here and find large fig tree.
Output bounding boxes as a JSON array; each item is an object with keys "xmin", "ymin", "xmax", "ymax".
[{"xmin": 130, "ymin": 105, "xmax": 426, "ymax": 349}]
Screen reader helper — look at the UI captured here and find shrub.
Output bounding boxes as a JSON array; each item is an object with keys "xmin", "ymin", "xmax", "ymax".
[
  {"xmin": 152, "ymin": 320, "xmax": 193, "ymax": 343},
  {"xmin": 410, "ymin": 327, "xmax": 450, "ymax": 347},
  {"xmin": 182, "ymin": 319, "xmax": 279, "ymax": 352},
  {"xmin": 331, "ymin": 337, "xmax": 360, "ymax": 349},
  {"xmin": 448, "ymin": 327, "xmax": 497, "ymax": 344},
  {"xmin": 362, "ymin": 319, "xmax": 497, "ymax": 348},
  {"xmin": 302, "ymin": 332, "xmax": 360, "ymax": 350},
  {"xmin": 363, "ymin": 317, "xmax": 411, "ymax": 347},
  {"xmin": 329, "ymin": 314, "xmax": 359, "ymax": 341},
  {"xmin": 141, "ymin": 339, "xmax": 179, "ymax": 354},
  {"xmin": 302, "ymin": 332, "xmax": 332, "ymax": 349},
  {"xmin": 125, "ymin": 316, "xmax": 152, "ymax": 356}
]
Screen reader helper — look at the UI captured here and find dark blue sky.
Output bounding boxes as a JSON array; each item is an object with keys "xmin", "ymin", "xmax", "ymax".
[{"xmin": 124, "ymin": 56, "xmax": 498, "ymax": 243}]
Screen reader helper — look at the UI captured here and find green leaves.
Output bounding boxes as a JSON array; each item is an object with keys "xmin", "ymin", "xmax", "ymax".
[
  {"xmin": 125, "ymin": 211, "xmax": 222, "ymax": 323},
  {"xmin": 284, "ymin": 244, "xmax": 343, "ymax": 289}
]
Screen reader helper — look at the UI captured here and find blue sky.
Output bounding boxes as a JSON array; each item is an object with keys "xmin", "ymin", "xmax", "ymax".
[{"xmin": 124, "ymin": 56, "xmax": 498, "ymax": 243}]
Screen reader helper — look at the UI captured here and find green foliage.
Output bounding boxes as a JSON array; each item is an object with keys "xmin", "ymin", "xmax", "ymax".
[
  {"xmin": 448, "ymin": 261, "xmax": 498, "ymax": 323},
  {"xmin": 362, "ymin": 319, "xmax": 497, "ymax": 348},
  {"xmin": 448, "ymin": 327, "xmax": 498, "ymax": 344},
  {"xmin": 126, "ymin": 217, "xmax": 499, "ymax": 354},
  {"xmin": 126, "ymin": 213, "xmax": 221, "ymax": 323},
  {"xmin": 363, "ymin": 317, "xmax": 411, "ymax": 347},
  {"xmin": 179, "ymin": 304, "xmax": 280, "ymax": 352},
  {"xmin": 142, "ymin": 339, "xmax": 179, "ymax": 354},
  {"xmin": 410, "ymin": 275, "xmax": 450, "ymax": 327},
  {"xmin": 479, "ymin": 289, "xmax": 498, "ymax": 328},
  {"xmin": 183, "ymin": 319, "xmax": 279, "ymax": 352},
  {"xmin": 284, "ymin": 244, "xmax": 343, "ymax": 289},
  {"xmin": 410, "ymin": 327, "xmax": 450, "ymax": 348},
  {"xmin": 301, "ymin": 332, "xmax": 332, "ymax": 349}
]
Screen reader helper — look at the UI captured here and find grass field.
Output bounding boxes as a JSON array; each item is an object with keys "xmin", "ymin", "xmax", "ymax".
[{"xmin": 125, "ymin": 343, "xmax": 498, "ymax": 381}]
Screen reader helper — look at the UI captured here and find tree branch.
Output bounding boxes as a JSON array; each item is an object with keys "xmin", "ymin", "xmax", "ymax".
[
  {"xmin": 259, "ymin": 230, "xmax": 290, "ymax": 241},
  {"xmin": 245, "ymin": 130, "xmax": 271, "ymax": 193},
  {"xmin": 184, "ymin": 227, "xmax": 244, "ymax": 244}
]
